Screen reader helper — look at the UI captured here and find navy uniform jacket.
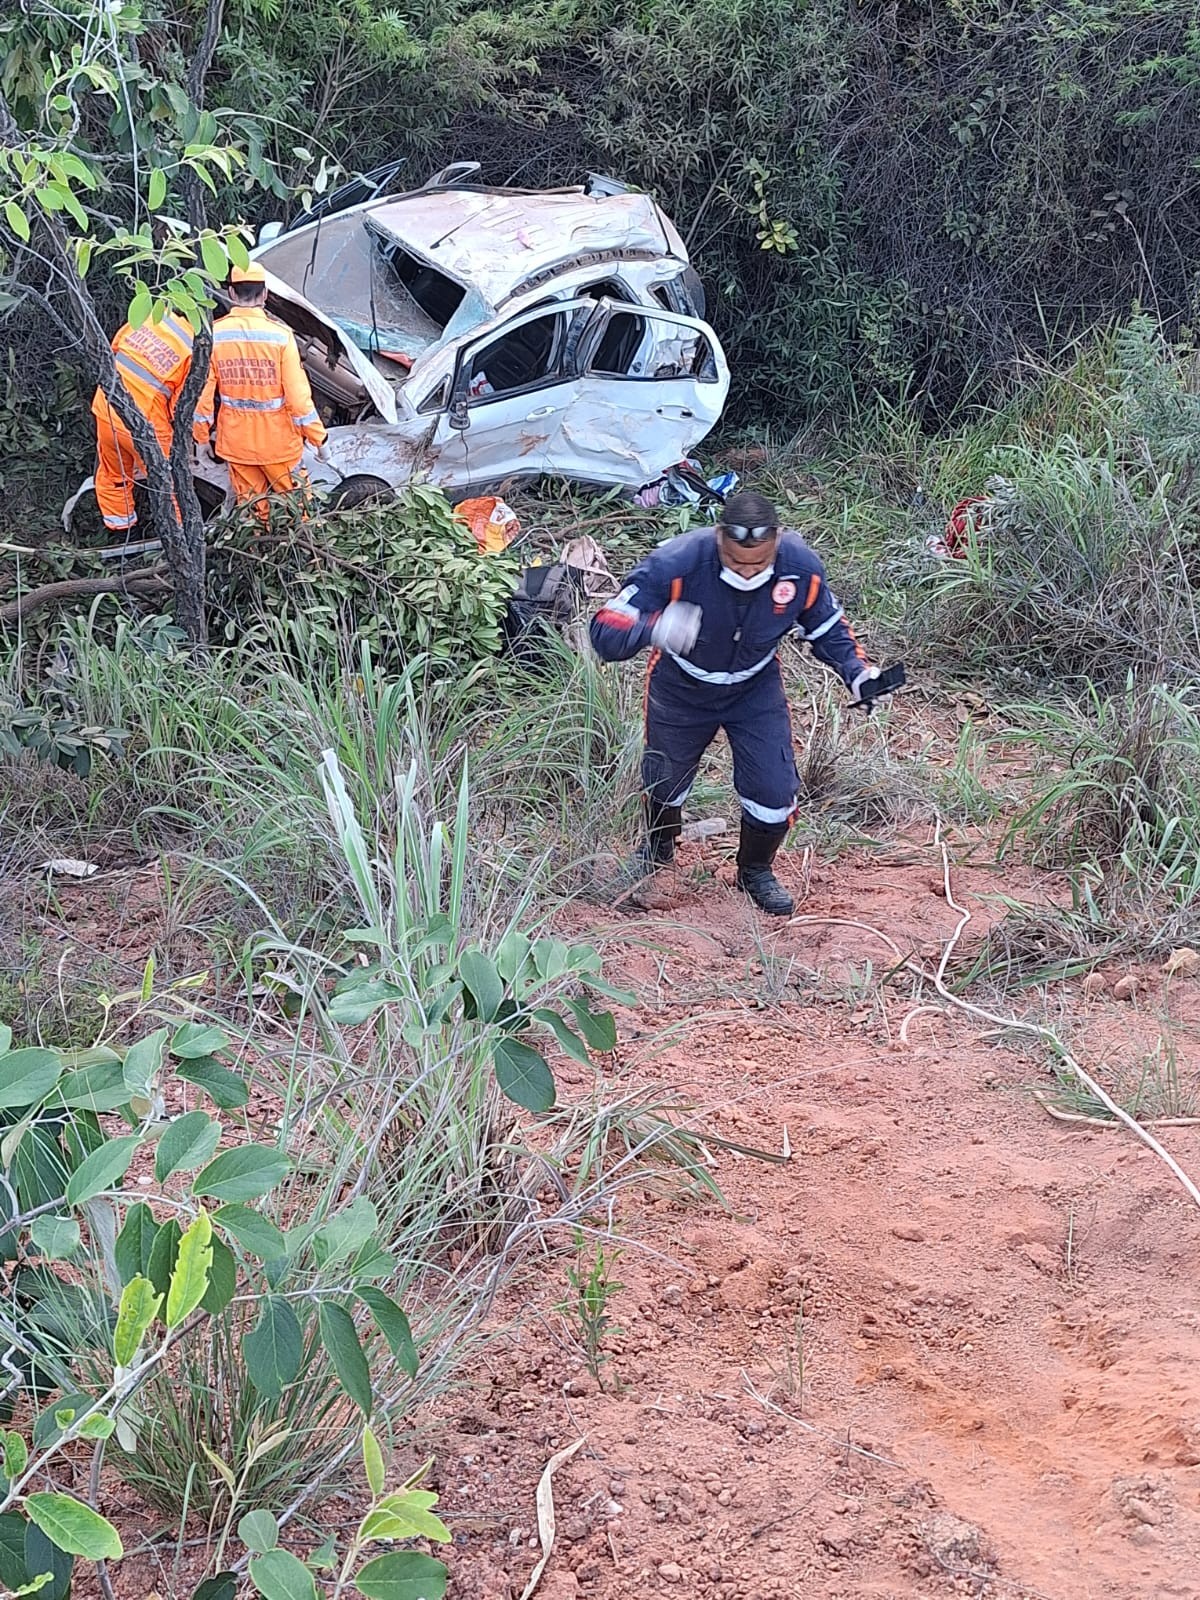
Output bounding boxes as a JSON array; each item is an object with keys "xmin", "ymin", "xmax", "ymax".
[{"xmin": 589, "ymin": 528, "xmax": 868, "ymax": 690}]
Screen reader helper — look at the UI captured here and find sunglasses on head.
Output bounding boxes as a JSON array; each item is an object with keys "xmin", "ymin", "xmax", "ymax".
[{"xmin": 720, "ymin": 523, "xmax": 777, "ymax": 546}]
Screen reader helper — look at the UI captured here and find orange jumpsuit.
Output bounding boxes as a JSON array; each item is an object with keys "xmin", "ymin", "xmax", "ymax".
[
  {"xmin": 91, "ymin": 314, "xmax": 202, "ymax": 532},
  {"xmin": 195, "ymin": 307, "xmax": 327, "ymax": 522}
]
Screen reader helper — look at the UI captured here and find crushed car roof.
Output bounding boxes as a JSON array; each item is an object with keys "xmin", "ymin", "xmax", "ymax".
[{"xmin": 286, "ymin": 186, "xmax": 687, "ymax": 311}]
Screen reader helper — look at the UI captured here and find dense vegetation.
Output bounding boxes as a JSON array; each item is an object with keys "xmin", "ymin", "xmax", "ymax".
[
  {"xmin": 2, "ymin": 1, "xmax": 1200, "ymax": 1595},
  {"xmin": 4, "ymin": 0, "xmax": 1200, "ymax": 541}
]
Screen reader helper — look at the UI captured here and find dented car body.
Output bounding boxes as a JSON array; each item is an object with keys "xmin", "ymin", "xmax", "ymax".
[{"xmin": 192, "ymin": 172, "xmax": 731, "ymax": 503}]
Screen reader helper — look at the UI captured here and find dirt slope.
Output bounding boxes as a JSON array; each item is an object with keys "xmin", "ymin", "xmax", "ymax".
[{"xmin": 442, "ymin": 844, "xmax": 1200, "ymax": 1600}]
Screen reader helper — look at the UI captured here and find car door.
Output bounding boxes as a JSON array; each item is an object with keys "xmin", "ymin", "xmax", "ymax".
[
  {"xmin": 425, "ymin": 299, "xmax": 596, "ymax": 490},
  {"xmin": 559, "ymin": 300, "xmax": 731, "ymax": 489}
]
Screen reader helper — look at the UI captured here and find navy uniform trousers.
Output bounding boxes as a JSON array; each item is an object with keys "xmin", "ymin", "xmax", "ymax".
[{"xmin": 642, "ymin": 653, "xmax": 798, "ymax": 829}]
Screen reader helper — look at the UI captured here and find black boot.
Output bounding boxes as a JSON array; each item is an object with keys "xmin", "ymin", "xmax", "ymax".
[
  {"xmin": 644, "ymin": 799, "xmax": 682, "ymax": 867},
  {"xmin": 605, "ymin": 802, "xmax": 681, "ymax": 901},
  {"xmin": 735, "ymin": 819, "xmax": 794, "ymax": 916}
]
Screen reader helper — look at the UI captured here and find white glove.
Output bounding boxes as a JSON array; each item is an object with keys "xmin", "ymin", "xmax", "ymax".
[
  {"xmin": 651, "ymin": 601, "xmax": 703, "ymax": 656},
  {"xmin": 849, "ymin": 666, "xmax": 880, "ymax": 704},
  {"xmin": 315, "ymin": 443, "xmax": 332, "ymax": 465}
]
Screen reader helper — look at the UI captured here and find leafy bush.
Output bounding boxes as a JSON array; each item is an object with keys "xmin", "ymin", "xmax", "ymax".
[{"xmin": 211, "ymin": 484, "xmax": 519, "ymax": 670}]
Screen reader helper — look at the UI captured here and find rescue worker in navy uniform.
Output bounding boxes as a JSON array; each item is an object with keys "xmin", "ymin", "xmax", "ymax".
[{"xmin": 589, "ymin": 490, "xmax": 881, "ymax": 917}]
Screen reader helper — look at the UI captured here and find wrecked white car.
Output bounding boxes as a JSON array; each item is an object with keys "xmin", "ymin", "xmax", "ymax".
[
  {"xmin": 66, "ymin": 167, "xmax": 730, "ymax": 531},
  {"xmin": 241, "ymin": 166, "xmax": 728, "ymax": 505}
]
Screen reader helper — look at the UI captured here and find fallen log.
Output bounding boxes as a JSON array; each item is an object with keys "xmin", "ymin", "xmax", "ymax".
[{"xmin": 0, "ymin": 566, "xmax": 171, "ymax": 626}]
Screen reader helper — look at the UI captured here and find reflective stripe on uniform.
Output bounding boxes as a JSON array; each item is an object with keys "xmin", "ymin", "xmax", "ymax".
[
  {"xmin": 294, "ymin": 410, "xmax": 319, "ymax": 426},
  {"xmin": 194, "ymin": 412, "xmax": 214, "ymax": 424},
  {"xmin": 214, "ymin": 327, "xmax": 289, "ymax": 346},
  {"xmin": 101, "ymin": 510, "xmax": 138, "ymax": 530},
  {"xmin": 160, "ymin": 314, "xmax": 195, "ymax": 349},
  {"xmin": 667, "ymin": 648, "xmax": 776, "ymax": 686},
  {"xmin": 220, "ymin": 394, "xmax": 285, "ymax": 411},
  {"xmin": 739, "ymin": 794, "xmax": 795, "ymax": 825},
  {"xmin": 797, "ymin": 606, "xmax": 844, "ymax": 643},
  {"xmin": 116, "ymin": 351, "xmax": 171, "ymax": 396}
]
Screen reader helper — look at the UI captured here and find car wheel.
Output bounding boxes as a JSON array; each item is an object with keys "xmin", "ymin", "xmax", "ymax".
[{"xmin": 323, "ymin": 474, "xmax": 396, "ymax": 511}]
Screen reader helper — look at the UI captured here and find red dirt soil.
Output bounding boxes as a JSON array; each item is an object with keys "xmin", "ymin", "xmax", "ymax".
[
  {"xmin": 435, "ymin": 842, "xmax": 1200, "ymax": 1600},
  {"xmin": 17, "ymin": 835, "xmax": 1200, "ymax": 1598}
]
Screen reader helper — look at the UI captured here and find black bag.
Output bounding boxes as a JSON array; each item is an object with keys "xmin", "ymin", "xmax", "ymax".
[{"xmin": 502, "ymin": 562, "xmax": 587, "ymax": 665}]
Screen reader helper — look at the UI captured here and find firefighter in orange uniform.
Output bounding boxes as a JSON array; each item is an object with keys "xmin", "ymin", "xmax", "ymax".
[
  {"xmin": 195, "ymin": 261, "xmax": 329, "ymax": 521},
  {"xmin": 91, "ymin": 308, "xmax": 205, "ymax": 534}
]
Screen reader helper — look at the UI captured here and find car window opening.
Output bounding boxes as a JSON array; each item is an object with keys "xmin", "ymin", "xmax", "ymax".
[
  {"xmin": 588, "ymin": 314, "xmax": 719, "ymax": 383},
  {"xmin": 467, "ymin": 311, "xmax": 567, "ymax": 401}
]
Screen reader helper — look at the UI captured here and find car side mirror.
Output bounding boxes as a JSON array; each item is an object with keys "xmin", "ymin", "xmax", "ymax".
[{"xmin": 449, "ymin": 393, "xmax": 470, "ymax": 432}]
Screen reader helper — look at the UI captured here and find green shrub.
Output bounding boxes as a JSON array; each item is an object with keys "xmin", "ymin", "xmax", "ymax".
[{"xmin": 211, "ymin": 484, "xmax": 519, "ymax": 670}]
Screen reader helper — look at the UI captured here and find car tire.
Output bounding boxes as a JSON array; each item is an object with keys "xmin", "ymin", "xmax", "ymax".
[{"xmin": 323, "ymin": 474, "xmax": 396, "ymax": 511}]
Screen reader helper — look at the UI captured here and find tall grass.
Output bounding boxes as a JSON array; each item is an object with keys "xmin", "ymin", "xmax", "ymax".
[{"xmin": 1000, "ymin": 679, "xmax": 1200, "ymax": 947}]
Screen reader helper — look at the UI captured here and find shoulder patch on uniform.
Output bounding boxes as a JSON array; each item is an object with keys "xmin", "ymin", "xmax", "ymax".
[{"xmin": 771, "ymin": 579, "xmax": 797, "ymax": 606}]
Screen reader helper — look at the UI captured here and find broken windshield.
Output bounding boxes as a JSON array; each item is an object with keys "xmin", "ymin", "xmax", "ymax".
[{"xmin": 255, "ymin": 209, "xmax": 467, "ymax": 368}]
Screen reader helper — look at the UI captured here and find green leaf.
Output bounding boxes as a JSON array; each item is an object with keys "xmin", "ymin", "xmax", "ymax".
[
  {"xmin": 360, "ymin": 1492, "xmax": 450, "ymax": 1544},
  {"xmin": 56, "ymin": 1056, "xmax": 129, "ymax": 1112},
  {"xmin": 199, "ymin": 234, "xmax": 229, "ymax": 284},
  {"xmin": 459, "ymin": 948, "xmax": 503, "ymax": 1021},
  {"xmin": 0, "ymin": 1025, "xmax": 10, "ymax": 1054},
  {"xmin": 4, "ymin": 200, "xmax": 30, "ymax": 244},
  {"xmin": 128, "ymin": 281, "xmax": 152, "ymax": 329},
  {"xmin": 146, "ymin": 1218, "xmax": 181, "ymax": 1299},
  {"xmin": 65, "ymin": 1134, "xmax": 139, "ymax": 1206},
  {"xmin": 166, "ymin": 1209, "xmax": 212, "ymax": 1327},
  {"xmin": 237, "ymin": 1510, "xmax": 278, "ymax": 1556},
  {"xmin": 318, "ymin": 1301, "xmax": 372, "ymax": 1416},
  {"xmin": 532, "ymin": 1008, "xmax": 591, "ymax": 1066},
  {"xmin": 29, "ymin": 1216, "xmax": 81, "ymax": 1260},
  {"xmin": 313, "ymin": 1196, "xmax": 377, "ymax": 1267},
  {"xmin": 155, "ymin": 1111, "xmax": 220, "ymax": 1183},
  {"xmin": 22, "ymin": 1523, "xmax": 71, "ymax": 1600},
  {"xmin": 201, "ymin": 1234, "xmax": 237, "ymax": 1316},
  {"xmin": 77, "ymin": 1414, "xmax": 115, "ymax": 1440},
  {"xmin": 249, "ymin": 1548, "xmax": 316, "ymax": 1600},
  {"xmin": 10, "ymin": 1126, "xmax": 69, "ymax": 1215},
  {"xmin": 122, "ymin": 1028, "xmax": 166, "ymax": 1100},
  {"xmin": 171, "ymin": 1023, "xmax": 231, "ymax": 1060},
  {"xmin": 176, "ymin": 1057, "xmax": 249, "ymax": 1109},
  {"xmin": 3, "ymin": 1431, "xmax": 28, "ymax": 1478},
  {"xmin": 114, "ymin": 1274, "xmax": 162, "ymax": 1364},
  {"xmin": 532, "ymin": 937, "xmax": 572, "ymax": 981},
  {"xmin": 492, "ymin": 1038, "xmax": 555, "ymax": 1112},
  {"xmin": 147, "ymin": 168, "xmax": 167, "ymax": 210},
  {"xmin": 495, "ymin": 930, "xmax": 532, "ymax": 983},
  {"xmin": 327, "ymin": 979, "xmax": 404, "ymax": 1026},
  {"xmin": 363, "ymin": 1427, "xmax": 385, "ymax": 1497},
  {"xmin": 193, "ymin": 1574, "xmax": 238, "ymax": 1600},
  {"xmin": 354, "ymin": 1553, "xmax": 448, "ymax": 1600},
  {"xmin": 566, "ymin": 997, "xmax": 618, "ymax": 1053},
  {"xmin": 242, "ymin": 1296, "xmax": 303, "ymax": 1400},
  {"xmin": 356, "ymin": 1288, "xmax": 417, "ymax": 1378},
  {"xmin": 226, "ymin": 232, "xmax": 250, "ymax": 270},
  {"xmin": 0, "ymin": 1048, "xmax": 62, "ymax": 1110},
  {"xmin": 115, "ymin": 1202, "xmax": 158, "ymax": 1284},
  {"xmin": 192, "ymin": 1145, "xmax": 290, "ymax": 1203},
  {"xmin": 214, "ymin": 1204, "xmax": 286, "ymax": 1260},
  {"xmin": 0, "ymin": 1515, "xmax": 26, "ymax": 1586},
  {"xmin": 24, "ymin": 1496, "xmax": 122, "ymax": 1561}
]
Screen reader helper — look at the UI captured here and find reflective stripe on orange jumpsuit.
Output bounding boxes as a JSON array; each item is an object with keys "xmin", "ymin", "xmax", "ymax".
[
  {"xmin": 195, "ymin": 308, "xmax": 327, "ymax": 521},
  {"xmin": 90, "ymin": 315, "xmax": 201, "ymax": 532}
]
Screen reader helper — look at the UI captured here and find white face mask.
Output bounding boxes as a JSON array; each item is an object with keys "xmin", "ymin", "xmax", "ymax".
[{"xmin": 719, "ymin": 563, "xmax": 775, "ymax": 592}]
